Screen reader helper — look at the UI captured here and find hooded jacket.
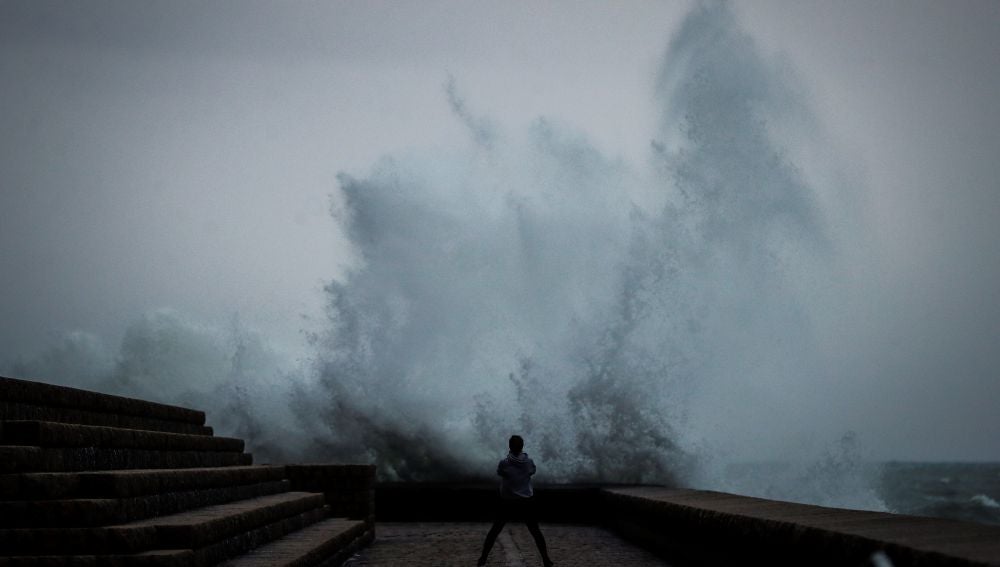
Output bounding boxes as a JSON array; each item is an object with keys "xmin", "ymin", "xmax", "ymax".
[{"xmin": 497, "ymin": 452, "xmax": 536, "ymax": 499}]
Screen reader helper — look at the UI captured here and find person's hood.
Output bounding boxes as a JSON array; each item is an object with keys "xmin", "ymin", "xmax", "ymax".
[{"xmin": 506, "ymin": 452, "xmax": 530, "ymax": 463}]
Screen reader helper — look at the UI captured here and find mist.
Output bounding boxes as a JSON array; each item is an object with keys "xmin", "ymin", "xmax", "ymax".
[{"xmin": 3, "ymin": 1, "xmax": 999, "ymax": 511}]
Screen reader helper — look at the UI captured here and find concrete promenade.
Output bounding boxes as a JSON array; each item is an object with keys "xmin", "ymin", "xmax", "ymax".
[{"xmin": 344, "ymin": 522, "xmax": 670, "ymax": 566}]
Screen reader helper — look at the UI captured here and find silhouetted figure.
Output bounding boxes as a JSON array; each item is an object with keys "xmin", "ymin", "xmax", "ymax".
[{"xmin": 478, "ymin": 435, "xmax": 554, "ymax": 567}]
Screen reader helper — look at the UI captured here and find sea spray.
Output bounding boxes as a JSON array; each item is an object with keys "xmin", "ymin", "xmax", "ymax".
[
  {"xmin": 302, "ymin": 0, "xmax": 881, "ymax": 507},
  {"xmin": 1, "ymin": 2, "xmax": 889, "ymax": 510}
]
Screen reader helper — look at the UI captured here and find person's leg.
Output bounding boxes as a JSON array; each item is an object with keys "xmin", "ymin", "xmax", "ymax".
[
  {"xmin": 523, "ymin": 498, "xmax": 553, "ymax": 566},
  {"xmin": 479, "ymin": 499, "xmax": 511, "ymax": 565},
  {"xmin": 525, "ymin": 520, "xmax": 553, "ymax": 566},
  {"xmin": 479, "ymin": 520, "xmax": 505, "ymax": 565}
]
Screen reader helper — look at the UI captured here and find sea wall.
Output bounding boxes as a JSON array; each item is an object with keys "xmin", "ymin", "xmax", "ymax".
[
  {"xmin": 286, "ymin": 464, "xmax": 376, "ymax": 526},
  {"xmin": 374, "ymin": 483, "xmax": 605, "ymax": 523},
  {"xmin": 603, "ymin": 487, "xmax": 1000, "ymax": 567}
]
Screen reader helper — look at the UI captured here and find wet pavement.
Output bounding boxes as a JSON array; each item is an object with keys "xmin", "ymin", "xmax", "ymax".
[{"xmin": 343, "ymin": 522, "xmax": 670, "ymax": 566}]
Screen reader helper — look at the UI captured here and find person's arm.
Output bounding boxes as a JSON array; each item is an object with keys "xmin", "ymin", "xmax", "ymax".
[
  {"xmin": 497, "ymin": 459, "xmax": 507, "ymax": 478},
  {"xmin": 529, "ymin": 459, "xmax": 537, "ymax": 476}
]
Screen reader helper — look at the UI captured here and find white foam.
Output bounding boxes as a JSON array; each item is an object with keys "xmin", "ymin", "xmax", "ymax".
[
  {"xmin": 970, "ymin": 494, "xmax": 1000, "ymax": 509},
  {"xmin": 870, "ymin": 551, "xmax": 894, "ymax": 567}
]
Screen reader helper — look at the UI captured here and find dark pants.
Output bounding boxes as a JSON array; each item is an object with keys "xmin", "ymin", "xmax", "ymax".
[{"xmin": 480, "ymin": 497, "xmax": 551, "ymax": 564}]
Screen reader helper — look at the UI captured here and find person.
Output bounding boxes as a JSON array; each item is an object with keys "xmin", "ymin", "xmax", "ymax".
[{"xmin": 478, "ymin": 435, "xmax": 554, "ymax": 567}]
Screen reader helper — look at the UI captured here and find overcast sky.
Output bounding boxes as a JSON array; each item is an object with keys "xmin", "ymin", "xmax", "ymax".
[{"xmin": 1, "ymin": 1, "xmax": 998, "ymax": 461}]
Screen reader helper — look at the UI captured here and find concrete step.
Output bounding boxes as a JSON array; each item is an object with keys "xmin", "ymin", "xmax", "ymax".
[
  {"xmin": 0, "ymin": 421, "xmax": 244, "ymax": 452},
  {"xmin": 219, "ymin": 517, "xmax": 370, "ymax": 567},
  {"xmin": 1, "ymin": 508, "xmax": 333, "ymax": 566},
  {"xmin": 139, "ymin": 492, "xmax": 327, "ymax": 550},
  {"xmin": 0, "ymin": 400, "xmax": 213, "ymax": 435},
  {"xmin": 0, "ymin": 445, "xmax": 253, "ymax": 473},
  {"xmin": 0, "ymin": 376, "xmax": 205, "ymax": 425},
  {"xmin": 192, "ymin": 505, "xmax": 330, "ymax": 566},
  {"xmin": 0, "ymin": 549, "xmax": 195, "ymax": 567},
  {"xmin": 0, "ymin": 491, "xmax": 327, "ymax": 555},
  {"xmin": 1, "ymin": 465, "xmax": 288, "ymax": 500},
  {"xmin": 0, "ymin": 479, "xmax": 292, "ymax": 528}
]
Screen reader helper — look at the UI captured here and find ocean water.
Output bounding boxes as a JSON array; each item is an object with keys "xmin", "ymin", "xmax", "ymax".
[
  {"xmin": 879, "ymin": 462, "xmax": 1000, "ymax": 526},
  {"xmin": 717, "ymin": 460, "xmax": 1000, "ymax": 527}
]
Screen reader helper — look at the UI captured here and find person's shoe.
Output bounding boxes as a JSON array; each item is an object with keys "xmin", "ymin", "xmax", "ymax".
[
  {"xmin": 543, "ymin": 559, "xmax": 554, "ymax": 567},
  {"xmin": 477, "ymin": 556, "xmax": 487, "ymax": 566}
]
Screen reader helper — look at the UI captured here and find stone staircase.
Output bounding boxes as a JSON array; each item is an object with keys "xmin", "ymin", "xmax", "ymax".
[{"xmin": 0, "ymin": 375, "xmax": 374, "ymax": 566}]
